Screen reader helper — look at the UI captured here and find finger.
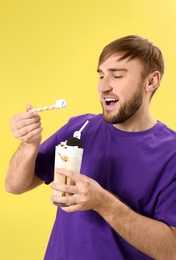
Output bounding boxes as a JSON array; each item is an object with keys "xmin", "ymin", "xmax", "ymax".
[
  {"xmin": 13, "ymin": 118, "xmax": 41, "ymax": 133},
  {"xmin": 11, "ymin": 112, "xmax": 41, "ymax": 136},
  {"xmin": 12, "ymin": 110, "xmax": 38, "ymax": 121},
  {"xmin": 55, "ymin": 168, "xmax": 81, "ymax": 182},
  {"xmin": 12, "ymin": 112, "xmax": 40, "ymax": 126},
  {"xmin": 19, "ymin": 127, "xmax": 43, "ymax": 142},
  {"xmin": 26, "ymin": 103, "xmax": 33, "ymax": 111},
  {"xmin": 11, "ymin": 116, "xmax": 40, "ymax": 136},
  {"xmin": 61, "ymin": 203, "xmax": 81, "ymax": 212},
  {"xmin": 51, "ymin": 194, "xmax": 77, "ymax": 206},
  {"xmin": 50, "ymin": 182, "xmax": 77, "ymax": 194},
  {"xmin": 13, "ymin": 120, "xmax": 42, "ymax": 138}
]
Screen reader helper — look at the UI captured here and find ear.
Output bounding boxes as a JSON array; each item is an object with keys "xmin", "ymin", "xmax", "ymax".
[{"xmin": 145, "ymin": 71, "xmax": 161, "ymax": 93}]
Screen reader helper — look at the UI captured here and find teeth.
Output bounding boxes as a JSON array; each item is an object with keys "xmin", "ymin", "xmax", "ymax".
[{"xmin": 105, "ymin": 98, "xmax": 117, "ymax": 101}]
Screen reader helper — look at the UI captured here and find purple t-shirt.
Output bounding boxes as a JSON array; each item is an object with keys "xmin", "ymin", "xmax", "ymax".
[{"xmin": 35, "ymin": 114, "xmax": 176, "ymax": 260}]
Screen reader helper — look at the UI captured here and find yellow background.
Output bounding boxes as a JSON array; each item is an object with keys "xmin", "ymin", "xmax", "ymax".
[{"xmin": 0, "ymin": 0, "xmax": 176, "ymax": 259}]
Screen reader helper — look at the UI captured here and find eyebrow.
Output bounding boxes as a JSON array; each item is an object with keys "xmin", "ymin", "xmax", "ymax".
[{"xmin": 97, "ymin": 68, "xmax": 128, "ymax": 73}]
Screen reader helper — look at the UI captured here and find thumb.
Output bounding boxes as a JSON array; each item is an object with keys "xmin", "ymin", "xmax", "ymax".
[{"xmin": 26, "ymin": 103, "xmax": 33, "ymax": 112}]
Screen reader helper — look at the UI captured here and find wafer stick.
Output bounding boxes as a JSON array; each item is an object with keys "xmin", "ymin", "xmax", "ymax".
[{"xmin": 29, "ymin": 99, "xmax": 67, "ymax": 112}]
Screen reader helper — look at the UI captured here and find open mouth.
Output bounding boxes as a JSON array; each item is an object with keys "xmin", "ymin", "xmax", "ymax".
[{"xmin": 104, "ymin": 98, "xmax": 118, "ymax": 106}]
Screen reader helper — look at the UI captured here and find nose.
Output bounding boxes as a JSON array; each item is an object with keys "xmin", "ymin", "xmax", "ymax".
[{"xmin": 98, "ymin": 76, "xmax": 113, "ymax": 93}]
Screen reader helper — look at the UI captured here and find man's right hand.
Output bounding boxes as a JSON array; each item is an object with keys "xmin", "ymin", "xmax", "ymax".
[{"xmin": 10, "ymin": 104, "xmax": 43, "ymax": 145}]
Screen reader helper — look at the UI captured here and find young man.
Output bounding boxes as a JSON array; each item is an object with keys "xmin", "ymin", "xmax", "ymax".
[{"xmin": 6, "ymin": 35, "xmax": 176, "ymax": 259}]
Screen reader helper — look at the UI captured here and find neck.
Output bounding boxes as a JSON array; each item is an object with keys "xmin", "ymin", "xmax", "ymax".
[{"xmin": 112, "ymin": 109, "xmax": 157, "ymax": 132}]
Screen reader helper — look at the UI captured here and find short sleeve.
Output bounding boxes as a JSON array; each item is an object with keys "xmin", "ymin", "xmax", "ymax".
[{"xmin": 154, "ymin": 178, "xmax": 176, "ymax": 227}]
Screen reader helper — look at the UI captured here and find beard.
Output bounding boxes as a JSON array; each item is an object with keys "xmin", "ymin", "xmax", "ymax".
[{"xmin": 102, "ymin": 83, "xmax": 144, "ymax": 124}]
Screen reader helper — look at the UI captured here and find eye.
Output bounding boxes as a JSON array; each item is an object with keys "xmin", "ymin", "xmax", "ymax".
[
  {"xmin": 113, "ymin": 75, "xmax": 123, "ymax": 79},
  {"xmin": 98, "ymin": 74, "xmax": 104, "ymax": 79}
]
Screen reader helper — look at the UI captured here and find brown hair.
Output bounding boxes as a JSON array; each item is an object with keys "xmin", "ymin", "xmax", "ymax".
[{"xmin": 98, "ymin": 35, "xmax": 164, "ymax": 79}]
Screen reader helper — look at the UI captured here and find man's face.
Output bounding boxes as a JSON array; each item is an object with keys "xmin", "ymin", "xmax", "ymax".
[{"xmin": 97, "ymin": 54, "xmax": 145, "ymax": 124}]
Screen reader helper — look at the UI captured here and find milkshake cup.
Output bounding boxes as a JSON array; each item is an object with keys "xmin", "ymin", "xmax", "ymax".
[{"xmin": 53, "ymin": 138, "xmax": 83, "ymax": 207}]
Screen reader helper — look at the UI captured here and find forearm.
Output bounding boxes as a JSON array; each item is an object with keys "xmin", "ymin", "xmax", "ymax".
[
  {"xmin": 5, "ymin": 142, "xmax": 40, "ymax": 194},
  {"xmin": 95, "ymin": 190, "xmax": 176, "ymax": 259}
]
